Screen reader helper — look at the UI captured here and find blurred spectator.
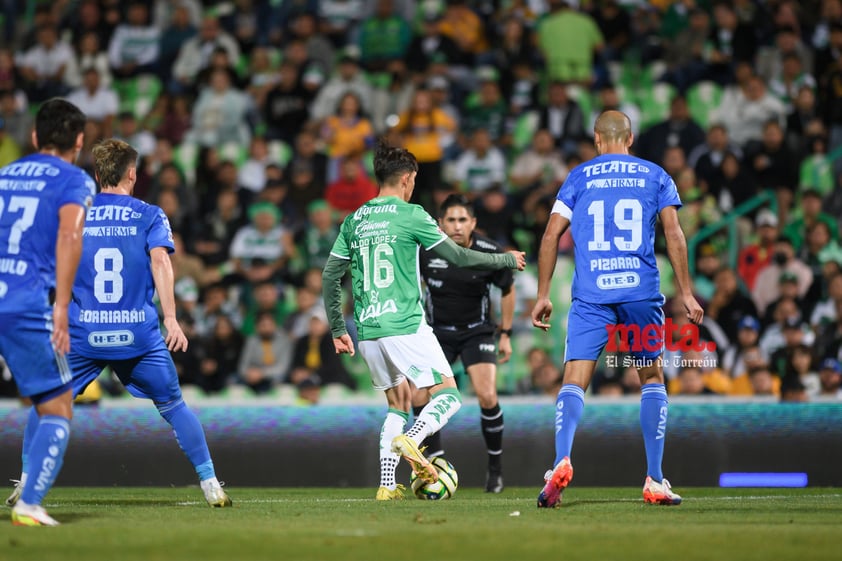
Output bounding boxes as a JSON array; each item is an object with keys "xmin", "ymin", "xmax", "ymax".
[
  {"xmin": 727, "ymin": 345, "xmax": 771, "ymax": 394},
  {"xmin": 320, "ymin": 91, "xmax": 374, "ymax": 174},
  {"xmin": 324, "ymin": 156, "xmax": 378, "ymax": 218},
  {"xmin": 172, "ymin": 13, "xmax": 241, "ymax": 93},
  {"xmin": 405, "ymin": 12, "xmax": 463, "ymax": 77},
  {"xmin": 814, "ymin": 16, "xmax": 842, "ymax": 79},
  {"xmin": 283, "ymin": 285, "xmax": 323, "ymax": 340},
  {"xmin": 763, "ymin": 271, "xmax": 806, "ymax": 327},
  {"xmin": 108, "ymin": 2, "xmax": 160, "ymax": 78},
  {"xmin": 16, "ymin": 25, "xmax": 72, "ymax": 101},
  {"xmin": 289, "ymin": 13, "xmax": 335, "ymax": 78},
  {"xmin": 438, "ymin": 0, "xmax": 489, "ymax": 61},
  {"xmin": 780, "ymin": 375, "xmax": 809, "ymax": 402},
  {"xmin": 294, "ymin": 199, "xmax": 341, "ymax": 273},
  {"xmin": 488, "ymin": 17, "xmax": 539, "ymax": 92},
  {"xmin": 786, "ymin": 343, "xmax": 821, "ymax": 396},
  {"xmin": 722, "ymin": 316, "xmax": 765, "ymax": 378},
  {"xmin": 745, "ymin": 364, "xmax": 780, "ymax": 397},
  {"xmin": 193, "ymin": 283, "xmax": 241, "ymax": 338},
  {"xmin": 675, "ymin": 365, "xmax": 719, "ymax": 395},
  {"xmin": 237, "ymin": 137, "xmax": 272, "ymax": 195},
  {"xmin": 591, "ymin": 0, "xmax": 631, "ymax": 63},
  {"xmin": 589, "ymin": 83, "xmax": 641, "ymax": 137},
  {"xmin": 319, "ymin": 0, "xmax": 364, "ymax": 47},
  {"xmin": 814, "ymin": 296, "xmax": 842, "ymax": 362},
  {"xmin": 783, "ymin": 189, "xmax": 839, "ymax": 253},
  {"xmin": 310, "ymin": 49, "xmax": 372, "ymax": 122},
  {"xmin": 238, "ymin": 311, "xmax": 292, "ymax": 394},
  {"xmin": 157, "ymin": 3, "xmax": 197, "ymax": 83},
  {"xmin": 712, "ymin": 74, "xmax": 786, "ymax": 148},
  {"xmin": 536, "ymin": 81, "xmax": 587, "ymax": 155},
  {"xmin": 818, "ymin": 358, "xmax": 842, "ymax": 398},
  {"xmin": 370, "ymin": 59, "xmax": 415, "ymax": 134},
  {"xmin": 194, "ymin": 189, "xmax": 247, "ymax": 266},
  {"xmin": 229, "ymin": 201, "xmax": 295, "ymax": 284},
  {"xmin": 745, "ymin": 120, "xmax": 798, "ymax": 202},
  {"xmin": 662, "ymin": 7, "xmax": 710, "ymax": 92},
  {"xmin": 452, "ymin": 129, "xmax": 506, "ymax": 196},
  {"xmin": 536, "ymin": 0, "xmax": 604, "ymax": 85},
  {"xmin": 198, "ymin": 314, "xmax": 242, "ymax": 394},
  {"xmin": 116, "ymin": 111, "xmax": 156, "ymax": 157},
  {"xmin": 241, "ymin": 281, "xmax": 286, "ymax": 337},
  {"xmin": 768, "ymin": 52, "xmax": 816, "ymax": 111},
  {"xmin": 287, "ymin": 307, "xmax": 356, "ymax": 389},
  {"xmin": 769, "ymin": 317, "xmax": 815, "ymax": 377},
  {"xmin": 757, "ymin": 25, "xmax": 814, "ymax": 86},
  {"xmin": 754, "ymin": 237, "xmax": 814, "ymax": 315},
  {"xmin": 66, "ymin": 0, "xmax": 113, "ymax": 48},
  {"xmin": 811, "ymin": 271, "xmax": 842, "ymax": 328},
  {"xmin": 707, "ymin": 150, "xmax": 756, "ymax": 213},
  {"xmin": 0, "ymin": 116, "xmax": 20, "ymax": 167},
  {"xmin": 188, "ymin": 69, "xmax": 251, "ymax": 148},
  {"xmin": 286, "ymin": 129, "xmax": 328, "ymax": 194},
  {"xmin": 521, "ymin": 361, "xmax": 563, "ymax": 397},
  {"xmin": 263, "ymin": 61, "xmax": 312, "ymax": 144},
  {"xmin": 705, "ymin": 2, "xmax": 757, "ymax": 85},
  {"xmin": 391, "ymin": 88, "xmax": 456, "ymax": 211},
  {"xmin": 0, "ymin": 89, "xmax": 31, "ymax": 151},
  {"xmin": 738, "ymin": 209, "xmax": 779, "ymax": 291},
  {"xmin": 220, "ymin": 0, "xmax": 260, "ymax": 54},
  {"xmin": 474, "ymin": 187, "xmax": 518, "ymax": 249},
  {"xmin": 689, "ymin": 123, "xmax": 743, "ymax": 194},
  {"xmin": 636, "ymin": 95, "xmax": 706, "ymax": 165},
  {"xmin": 707, "ymin": 267, "xmax": 758, "ymax": 343},
  {"xmin": 246, "ymin": 47, "xmax": 280, "ymax": 111},
  {"xmin": 461, "ymin": 67, "xmax": 509, "ymax": 145},
  {"xmin": 64, "ymin": 31, "xmax": 112, "ymax": 89},
  {"xmin": 66, "ymin": 67, "xmax": 119, "ymax": 137},
  {"xmin": 357, "ymin": 0, "xmax": 412, "ymax": 73},
  {"xmin": 692, "ymin": 242, "xmax": 721, "ymax": 301},
  {"xmin": 509, "ymin": 129, "xmax": 568, "ymax": 203},
  {"xmin": 153, "ymin": 94, "xmax": 192, "ymax": 145}
]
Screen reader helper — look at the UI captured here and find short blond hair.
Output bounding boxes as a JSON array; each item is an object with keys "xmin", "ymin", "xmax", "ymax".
[{"xmin": 92, "ymin": 139, "xmax": 138, "ymax": 188}]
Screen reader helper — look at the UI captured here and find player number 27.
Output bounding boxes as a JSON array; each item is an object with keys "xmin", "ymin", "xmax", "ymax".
[
  {"xmin": 360, "ymin": 242, "xmax": 394, "ymax": 291},
  {"xmin": 94, "ymin": 247, "xmax": 124, "ymax": 303},
  {"xmin": 587, "ymin": 199, "xmax": 642, "ymax": 252},
  {"xmin": 0, "ymin": 195, "xmax": 39, "ymax": 254}
]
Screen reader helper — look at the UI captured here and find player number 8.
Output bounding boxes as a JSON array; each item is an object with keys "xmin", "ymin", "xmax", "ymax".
[{"xmin": 94, "ymin": 247, "xmax": 124, "ymax": 303}]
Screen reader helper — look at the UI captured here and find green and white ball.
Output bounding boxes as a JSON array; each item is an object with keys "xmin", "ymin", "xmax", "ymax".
[{"xmin": 410, "ymin": 457, "xmax": 458, "ymax": 500}]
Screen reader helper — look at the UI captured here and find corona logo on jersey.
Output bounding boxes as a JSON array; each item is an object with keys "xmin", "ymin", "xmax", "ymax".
[{"xmin": 605, "ymin": 319, "xmax": 716, "ymax": 353}]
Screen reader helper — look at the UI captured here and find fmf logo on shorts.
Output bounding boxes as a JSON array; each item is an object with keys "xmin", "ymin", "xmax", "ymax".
[{"xmin": 604, "ymin": 319, "xmax": 716, "ymax": 353}]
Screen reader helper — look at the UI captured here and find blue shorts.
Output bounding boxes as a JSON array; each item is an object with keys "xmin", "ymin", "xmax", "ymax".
[
  {"xmin": 565, "ymin": 296, "xmax": 666, "ymax": 363},
  {"xmin": 0, "ymin": 310, "xmax": 73, "ymax": 398},
  {"xmin": 68, "ymin": 343, "xmax": 182, "ymax": 404}
]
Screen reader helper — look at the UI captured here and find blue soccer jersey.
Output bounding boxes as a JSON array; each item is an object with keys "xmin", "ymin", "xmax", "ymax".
[
  {"xmin": 553, "ymin": 154, "xmax": 681, "ymax": 304},
  {"xmin": 70, "ymin": 193, "xmax": 174, "ymax": 359},
  {"xmin": 0, "ymin": 153, "xmax": 94, "ymax": 313}
]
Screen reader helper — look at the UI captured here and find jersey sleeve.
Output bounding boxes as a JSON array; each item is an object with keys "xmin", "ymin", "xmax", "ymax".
[
  {"xmin": 657, "ymin": 169, "xmax": 683, "ymax": 212},
  {"xmin": 57, "ymin": 169, "xmax": 94, "ymax": 210},
  {"xmin": 552, "ymin": 172, "xmax": 576, "ymax": 220},
  {"xmin": 329, "ymin": 218, "xmax": 351, "ymax": 260},
  {"xmin": 146, "ymin": 206, "xmax": 175, "ymax": 254},
  {"xmin": 409, "ymin": 206, "xmax": 447, "ymax": 250}
]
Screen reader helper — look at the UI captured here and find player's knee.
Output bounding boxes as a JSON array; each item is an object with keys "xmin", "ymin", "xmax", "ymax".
[{"xmin": 477, "ymin": 392, "xmax": 497, "ymax": 409}]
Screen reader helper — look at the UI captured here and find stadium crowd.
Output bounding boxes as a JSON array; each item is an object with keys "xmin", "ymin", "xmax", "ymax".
[{"xmin": 0, "ymin": 0, "xmax": 841, "ymax": 402}]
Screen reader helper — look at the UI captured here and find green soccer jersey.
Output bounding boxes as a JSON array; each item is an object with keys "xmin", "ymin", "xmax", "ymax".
[{"xmin": 329, "ymin": 196, "xmax": 446, "ymax": 340}]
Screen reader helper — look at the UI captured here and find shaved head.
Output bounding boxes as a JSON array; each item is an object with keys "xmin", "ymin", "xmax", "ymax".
[{"xmin": 594, "ymin": 110, "xmax": 632, "ymax": 144}]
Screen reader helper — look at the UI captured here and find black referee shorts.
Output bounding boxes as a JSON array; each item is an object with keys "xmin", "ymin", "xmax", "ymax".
[{"xmin": 433, "ymin": 327, "xmax": 498, "ymax": 369}]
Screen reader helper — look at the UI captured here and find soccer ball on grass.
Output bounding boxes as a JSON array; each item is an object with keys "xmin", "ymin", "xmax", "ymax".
[{"xmin": 409, "ymin": 457, "xmax": 458, "ymax": 500}]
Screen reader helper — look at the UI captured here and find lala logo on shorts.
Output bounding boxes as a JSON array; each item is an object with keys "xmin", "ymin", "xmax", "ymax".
[{"xmin": 89, "ymin": 330, "xmax": 135, "ymax": 347}]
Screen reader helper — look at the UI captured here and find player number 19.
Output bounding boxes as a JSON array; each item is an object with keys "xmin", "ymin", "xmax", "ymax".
[
  {"xmin": 94, "ymin": 247, "xmax": 124, "ymax": 303},
  {"xmin": 360, "ymin": 242, "xmax": 394, "ymax": 291},
  {"xmin": 587, "ymin": 199, "xmax": 642, "ymax": 252}
]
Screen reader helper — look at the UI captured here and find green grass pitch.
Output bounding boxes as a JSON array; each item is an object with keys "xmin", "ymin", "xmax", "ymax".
[{"xmin": 1, "ymin": 487, "xmax": 840, "ymax": 561}]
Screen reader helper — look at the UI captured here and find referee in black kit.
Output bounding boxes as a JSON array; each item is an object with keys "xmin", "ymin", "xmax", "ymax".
[{"xmin": 414, "ymin": 194, "xmax": 515, "ymax": 493}]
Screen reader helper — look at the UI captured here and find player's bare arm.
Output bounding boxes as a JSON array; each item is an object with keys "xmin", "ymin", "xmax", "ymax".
[
  {"xmin": 498, "ymin": 285, "xmax": 515, "ymax": 363},
  {"xmin": 532, "ymin": 212, "xmax": 570, "ymax": 331},
  {"xmin": 52, "ymin": 203, "xmax": 86, "ymax": 355},
  {"xmin": 660, "ymin": 205, "xmax": 704, "ymax": 325},
  {"xmin": 432, "ymin": 237, "xmax": 525, "ymax": 270},
  {"xmin": 150, "ymin": 246, "xmax": 188, "ymax": 352},
  {"xmin": 322, "ymin": 253, "xmax": 354, "ymax": 355}
]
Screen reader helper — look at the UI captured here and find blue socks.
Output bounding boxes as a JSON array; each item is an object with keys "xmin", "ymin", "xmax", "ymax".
[
  {"xmin": 20, "ymin": 415, "xmax": 70, "ymax": 506},
  {"xmin": 156, "ymin": 400, "xmax": 215, "ymax": 481},
  {"xmin": 21, "ymin": 406, "xmax": 40, "ymax": 475},
  {"xmin": 640, "ymin": 383, "xmax": 668, "ymax": 482},
  {"xmin": 554, "ymin": 385, "xmax": 585, "ymax": 466}
]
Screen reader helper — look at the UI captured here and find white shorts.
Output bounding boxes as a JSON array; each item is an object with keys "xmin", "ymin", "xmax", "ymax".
[{"xmin": 358, "ymin": 322, "xmax": 454, "ymax": 391}]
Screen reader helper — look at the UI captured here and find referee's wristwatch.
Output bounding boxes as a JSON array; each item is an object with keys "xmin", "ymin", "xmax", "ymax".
[{"xmin": 499, "ymin": 328, "xmax": 513, "ymax": 337}]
